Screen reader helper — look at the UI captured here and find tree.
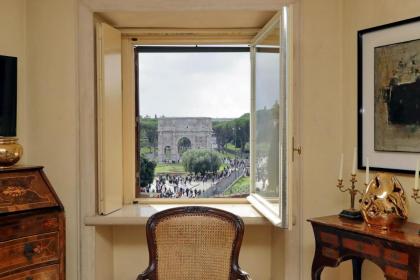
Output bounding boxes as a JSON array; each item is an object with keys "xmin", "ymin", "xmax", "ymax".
[
  {"xmin": 140, "ymin": 117, "xmax": 158, "ymax": 154},
  {"xmin": 213, "ymin": 121, "xmax": 233, "ymax": 150},
  {"xmin": 140, "ymin": 156, "xmax": 156, "ymax": 187},
  {"xmin": 212, "ymin": 114, "xmax": 250, "ymax": 153},
  {"xmin": 181, "ymin": 149, "xmax": 222, "ymax": 175}
]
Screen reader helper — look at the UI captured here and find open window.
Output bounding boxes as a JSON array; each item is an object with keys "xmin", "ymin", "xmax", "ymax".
[
  {"xmin": 248, "ymin": 7, "xmax": 294, "ymax": 228},
  {"xmin": 96, "ymin": 6, "xmax": 295, "ymax": 228}
]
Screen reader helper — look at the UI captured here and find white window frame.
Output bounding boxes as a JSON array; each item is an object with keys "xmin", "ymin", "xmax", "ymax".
[
  {"xmin": 97, "ymin": 7, "xmax": 294, "ymax": 229},
  {"xmin": 121, "ymin": 31, "xmax": 256, "ymax": 205},
  {"xmin": 247, "ymin": 7, "xmax": 294, "ymax": 229}
]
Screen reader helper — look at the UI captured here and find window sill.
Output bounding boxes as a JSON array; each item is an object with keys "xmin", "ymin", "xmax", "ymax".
[{"xmin": 84, "ymin": 203, "xmax": 270, "ymax": 226}]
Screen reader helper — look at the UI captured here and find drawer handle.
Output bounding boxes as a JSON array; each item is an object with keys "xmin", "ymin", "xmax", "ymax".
[
  {"xmin": 24, "ymin": 243, "xmax": 35, "ymax": 261},
  {"xmin": 26, "ymin": 277, "xmax": 33, "ymax": 280},
  {"xmin": 23, "ymin": 243, "xmax": 42, "ymax": 261}
]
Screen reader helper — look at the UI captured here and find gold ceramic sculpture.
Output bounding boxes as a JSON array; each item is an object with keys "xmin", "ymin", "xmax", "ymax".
[
  {"xmin": 0, "ymin": 137, "xmax": 23, "ymax": 167},
  {"xmin": 360, "ymin": 173, "xmax": 408, "ymax": 230}
]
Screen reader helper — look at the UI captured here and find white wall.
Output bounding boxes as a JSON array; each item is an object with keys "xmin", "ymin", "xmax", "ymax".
[
  {"xmin": 24, "ymin": 1, "xmax": 79, "ymax": 279},
  {"xmin": 0, "ymin": 1, "xmax": 80, "ymax": 279},
  {"xmin": 299, "ymin": 0, "xmax": 345, "ymax": 278}
]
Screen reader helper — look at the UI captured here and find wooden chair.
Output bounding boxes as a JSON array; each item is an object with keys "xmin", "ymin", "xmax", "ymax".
[{"xmin": 137, "ymin": 206, "xmax": 251, "ymax": 280}]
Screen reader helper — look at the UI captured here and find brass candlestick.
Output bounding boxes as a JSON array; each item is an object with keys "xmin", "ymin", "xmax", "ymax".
[
  {"xmin": 411, "ymin": 188, "xmax": 420, "ymax": 235},
  {"xmin": 337, "ymin": 174, "xmax": 364, "ymax": 219},
  {"xmin": 412, "ymin": 188, "xmax": 420, "ymax": 204}
]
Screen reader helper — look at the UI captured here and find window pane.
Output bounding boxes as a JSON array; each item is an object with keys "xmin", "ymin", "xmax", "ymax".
[
  {"xmin": 137, "ymin": 49, "xmax": 250, "ymax": 199},
  {"xmin": 254, "ymin": 23, "xmax": 281, "ymax": 212}
]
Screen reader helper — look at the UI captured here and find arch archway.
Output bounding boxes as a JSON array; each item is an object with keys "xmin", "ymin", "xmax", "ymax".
[{"xmin": 177, "ymin": 137, "xmax": 192, "ymax": 156}]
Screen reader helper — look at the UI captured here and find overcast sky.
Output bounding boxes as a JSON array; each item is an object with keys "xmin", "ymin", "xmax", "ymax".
[{"xmin": 138, "ymin": 52, "xmax": 250, "ymax": 119}]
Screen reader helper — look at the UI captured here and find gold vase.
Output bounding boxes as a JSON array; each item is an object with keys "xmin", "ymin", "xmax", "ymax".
[
  {"xmin": 360, "ymin": 173, "xmax": 408, "ymax": 230},
  {"xmin": 0, "ymin": 137, "xmax": 23, "ymax": 167}
]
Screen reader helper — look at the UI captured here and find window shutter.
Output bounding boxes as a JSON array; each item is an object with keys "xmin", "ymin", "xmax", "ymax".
[{"xmin": 96, "ymin": 22, "xmax": 123, "ymax": 215}]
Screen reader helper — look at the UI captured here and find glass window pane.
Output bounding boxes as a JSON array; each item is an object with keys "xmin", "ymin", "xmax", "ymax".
[
  {"xmin": 254, "ymin": 22, "xmax": 281, "ymax": 213},
  {"xmin": 136, "ymin": 48, "xmax": 251, "ymax": 199}
]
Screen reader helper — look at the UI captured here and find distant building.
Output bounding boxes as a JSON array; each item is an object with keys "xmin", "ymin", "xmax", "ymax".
[{"xmin": 157, "ymin": 117, "xmax": 215, "ymax": 162}]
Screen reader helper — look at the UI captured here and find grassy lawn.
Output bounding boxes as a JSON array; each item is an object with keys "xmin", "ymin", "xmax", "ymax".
[
  {"xmin": 140, "ymin": 146, "xmax": 153, "ymax": 155},
  {"xmin": 224, "ymin": 176, "xmax": 250, "ymax": 195},
  {"xmin": 217, "ymin": 150, "xmax": 236, "ymax": 159},
  {"xmin": 155, "ymin": 163, "xmax": 186, "ymax": 174},
  {"xmin": 218, "ymin": 163, "xmax": 228, "ymax": 171},
  {"xmin": 224, "ymin": 143, "xmax": 240, "ymax": 153}
]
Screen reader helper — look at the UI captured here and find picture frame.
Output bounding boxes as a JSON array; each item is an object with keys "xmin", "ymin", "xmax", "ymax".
[{"xmin": 358, "ymin": 16, "xmax": 420, "ymax": 173}]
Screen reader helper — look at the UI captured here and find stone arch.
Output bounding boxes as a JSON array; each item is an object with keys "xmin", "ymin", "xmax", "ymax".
[{"xmin": 177, "ymin": 137, "xmax": 192, "ymax": 156}]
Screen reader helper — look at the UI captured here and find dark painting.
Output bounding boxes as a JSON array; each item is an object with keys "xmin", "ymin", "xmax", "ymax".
[
  {"xmin": 0, "ymin": 55, "xmax": 17, "ymax": 137},
  {"xmin": 374, "ymin": 39, "xmax": 420, "ymax": 153}
]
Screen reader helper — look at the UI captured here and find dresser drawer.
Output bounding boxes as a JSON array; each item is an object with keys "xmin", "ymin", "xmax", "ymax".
[
  {"xmin": 0, "ymin": 213, "xmax": 59, "ymax": 242},
  {"xmin": 0, "ymin": 233, "xmax": 59, "ymax": 275},
  {"xmin": 0, "ymin": 265, "xmax": 59, "ymax": 280}
]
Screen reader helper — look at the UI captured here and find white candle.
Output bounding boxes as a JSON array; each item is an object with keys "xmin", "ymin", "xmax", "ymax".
[
  {"xmin": 415, "ymin": 159, "xmax": 419, "ymax": 190},
  {"xmin": 365, "ymin": 157, "xmax": 369, "ymax": 185},
  {"xmin": 351, "ymin": 147, "xmax": 357, "ymax": 175},
  {"xmin": 338, "ymin": 153, "xmax": 344, "ymax": 180}
]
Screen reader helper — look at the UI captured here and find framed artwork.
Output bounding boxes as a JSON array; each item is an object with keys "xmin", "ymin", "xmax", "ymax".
[{"xmin": 358, "ymin": 16, "xmax": 420, "ymax": 173}]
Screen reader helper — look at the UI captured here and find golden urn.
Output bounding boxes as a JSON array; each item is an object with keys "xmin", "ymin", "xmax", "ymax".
[
  {"xmin": 360, "ymin": 173, "xmax": 408, "ymax": 230},
  {"xmin": 0, "ymin": 137, "xmax": 23, "ymax": 167}
]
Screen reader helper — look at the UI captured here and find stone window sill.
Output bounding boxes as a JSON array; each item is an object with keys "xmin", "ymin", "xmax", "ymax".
[{"xmin": 85, "ymin": 203, "xmax": 270, "ymax": 226}]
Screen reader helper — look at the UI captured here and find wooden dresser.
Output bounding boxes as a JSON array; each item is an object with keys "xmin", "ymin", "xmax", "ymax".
[{"xmin": 0, "ymin": 166, "xmax": 65, "ymax": 280}]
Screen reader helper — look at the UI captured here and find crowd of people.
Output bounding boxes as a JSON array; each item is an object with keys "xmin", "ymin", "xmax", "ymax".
[{"xmin": 140, "ymin": 158, "xmax": 249, "ymax": 198}]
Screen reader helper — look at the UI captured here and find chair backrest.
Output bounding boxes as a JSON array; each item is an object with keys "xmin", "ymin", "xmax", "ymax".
[{"xmin": 137, "ymin": 206, "xmax": 250, "ymax": 280}]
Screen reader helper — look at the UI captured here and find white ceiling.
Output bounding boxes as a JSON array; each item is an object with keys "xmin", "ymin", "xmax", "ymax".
[{"xmin": 97, "ymin": 10, "xmax": 277, "ymax": 29}]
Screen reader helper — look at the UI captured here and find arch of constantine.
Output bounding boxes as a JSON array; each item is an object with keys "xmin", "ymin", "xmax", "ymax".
[{"xmin": 157, "ymin": 117, "xmax": 216, "ymax": 162}]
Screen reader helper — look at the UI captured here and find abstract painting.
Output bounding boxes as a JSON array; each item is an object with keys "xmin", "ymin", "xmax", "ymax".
[
  {"xmin": 358, "ymin": 16, "xmax": 420, "ymax": 173},
  {"xmin": 374, "ymin": 39, "xmax": 420, "ymax": 153}
]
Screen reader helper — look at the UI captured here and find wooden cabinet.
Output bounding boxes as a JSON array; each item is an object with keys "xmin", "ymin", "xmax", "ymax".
[{"xmin": 0, "ymin": 166, "xmax": 64, "ymax": 280}]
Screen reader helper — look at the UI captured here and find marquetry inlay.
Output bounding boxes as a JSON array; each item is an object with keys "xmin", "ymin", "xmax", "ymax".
[
  {"xmin": 319, "ymin": 232, "xmax": 339, "ymax": 247},
  {"xmin": 384, "ymin": 249, "xmax": 409, "ymax": 265},
  {"xmin": 342, "ymin": 238, "xmax": 380, "ymax": 257},
  {"xmin": 385, "ymin": 265, "xmax": 408, "ymax": 280},
  {"xmin": 321, "ymin": 247, "xmax": 339, "ymax": 260}
]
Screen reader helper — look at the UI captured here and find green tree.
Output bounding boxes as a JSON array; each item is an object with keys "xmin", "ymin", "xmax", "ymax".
[
  {"xmin": 140, "ymin": 156, "xmax": 156, "ymax": 187},
  {"xmin": 212, "ymin": 114, "xmax": 250, "ymax": 153},
  {"xmin": 140, "ymin": 117, "xmax": 158, "ymax": 154},
  {"xmin": 181, "ymin": 149, "xmax": 222, "ymax": 175}
]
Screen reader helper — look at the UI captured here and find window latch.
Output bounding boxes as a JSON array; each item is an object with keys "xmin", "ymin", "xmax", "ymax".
[{"xmin": 292, "ymin": 137, "xmax": 302, "ymax": 162}]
